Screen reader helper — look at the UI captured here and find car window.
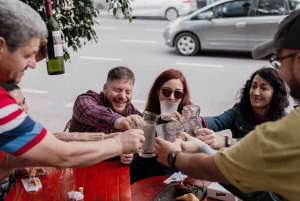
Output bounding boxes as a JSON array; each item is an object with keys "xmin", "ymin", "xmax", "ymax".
[
  {"xmin": 255, "ymin": 0, "xmax": 286, "ymax": 16},
  {"xmin": 288, "ymin": 0, "xmax": 300, "ymax": 11},
  {"xmin": 213, "ymin": 0, "xmax": 252, "ymax": 18},
  {"xmin": 193, "ymin": 8, "xmax": 214, "ymax": 20}
]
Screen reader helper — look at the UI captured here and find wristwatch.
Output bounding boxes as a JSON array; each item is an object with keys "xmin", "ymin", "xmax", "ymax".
[
  {"xmin": 225, "ymin": 136, "xmax": 231, "ymax": 147},
  {"xmin": 167, "ymin": 151, "xmax": 180, "ymax": 168}
]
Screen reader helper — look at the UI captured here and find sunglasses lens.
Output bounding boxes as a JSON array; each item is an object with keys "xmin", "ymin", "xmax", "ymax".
[
  {"xmin": 162, "ymin": 89, "xmax": 172, "ymax": 97},
  {"xmin": 174, "ymin": 91, "xmax": 183, "ymax": 99}
]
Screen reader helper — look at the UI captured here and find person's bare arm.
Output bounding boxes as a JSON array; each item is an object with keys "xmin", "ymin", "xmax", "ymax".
[
  {"xmin": 0, "ymin": 153, "xmax": 46, "ymax": 182},
  {"xmin": 103, "ymin": 132, "xmax": 119, "ymax": 139},
  {"xmin": 155, "ymin": 137, "xmax": 230, "ymax": 184},
  {"xmin": 53, "ymin": 132, "xmax": 120, "ymax": 142},
  {"xmin": 20, "ymin": 129, "xmax": 144, "ymax": 168},
  {"xmin": 0, "ymin": 155, "xmax": 48, "ymax": 182},
  {"xmin": 175, "ymin": 152, "xmax": 230, "ymax": 184}
]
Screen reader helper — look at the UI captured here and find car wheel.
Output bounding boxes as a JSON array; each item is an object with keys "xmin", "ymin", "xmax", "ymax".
[
  {"xmin": 115, "ymin": 10, "xmax": 125, "ymax": 19},
  {"xmin": 165, "ymin": 8, "xmax": 178, "ymax": 21},
  {"xmin": 175, "ymin": 33, "xmax": 200, "ymax": 56}
]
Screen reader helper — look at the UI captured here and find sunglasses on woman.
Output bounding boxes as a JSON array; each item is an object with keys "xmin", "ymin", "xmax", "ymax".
[{"xmin": 161, "ymin": 88, "xmax": 184, "ymax": 99}]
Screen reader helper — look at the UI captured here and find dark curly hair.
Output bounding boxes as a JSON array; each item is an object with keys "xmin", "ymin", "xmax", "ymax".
[
  {"xmin": 238, "ymin": 67, "xmax": 289, "ymax": 117},
  {"xmin": 145, "ymin": 69, "xmax": 192, "ymax": 115}
]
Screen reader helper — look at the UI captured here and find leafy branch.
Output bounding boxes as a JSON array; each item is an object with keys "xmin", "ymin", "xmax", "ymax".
[
  {"xmin": 107, "ymin": 0, "xmax": 133, "ymax": 22},
  {"xmin": 22, "ymin": 0, "xmax": 133, "ymax": 61}
]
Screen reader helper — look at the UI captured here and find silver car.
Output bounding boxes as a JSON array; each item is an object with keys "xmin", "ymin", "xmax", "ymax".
[
  {"xmin": 164, "ymin": 0, "xmax": 300, "ymax": 55},
  {"xmin": 110, "ymin": 0, "xmax": 198, "ymax": 21}
]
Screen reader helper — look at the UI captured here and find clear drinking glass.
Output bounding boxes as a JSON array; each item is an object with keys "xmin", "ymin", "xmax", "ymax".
[
  {"xmin": 143, "ymin": 111, "xmax": 160, "ymax": 123},
  {"xmin": 138, "ymin": 120, "xmax": 157, "ymax": 158},
  {"xmin": 169, "ymin": 121, "xmax": 185, "ymax": 138},
  {"xmin": 189, "ymin": 116, "xmax": 203, "ymax": 136},
  {"xmin": 155, "ymin": 123, "xmax": 177, "ymax": 142},
  {"xmin": 160, "ymin": 100, "xmax": 179, "ymax": 122},
  {"xmin": 180, "ymin": 117, "xmax": 193, "ymax": 136},
  {"xmin": 58, "ymin": 175, "xmax": 75, "ymax": 201},
  {"xmin": 182, "ymin": 105, "xmax": 201, "ymax": 122}
]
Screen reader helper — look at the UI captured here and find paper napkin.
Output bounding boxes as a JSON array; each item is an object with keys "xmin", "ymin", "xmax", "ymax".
[{"xmin": 163, "ymin": 172, "xmax": 187, "ymax": 184}]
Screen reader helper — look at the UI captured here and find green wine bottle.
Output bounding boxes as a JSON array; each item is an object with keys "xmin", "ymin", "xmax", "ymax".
[{"xmin": 44, "ymin": 0, "xmax": 65, "ymax": 75}]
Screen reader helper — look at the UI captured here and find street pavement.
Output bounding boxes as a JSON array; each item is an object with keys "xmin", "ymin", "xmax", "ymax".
[{"xmin": 19, "ymin": 10, "xmax": 295, "ymax": 132}]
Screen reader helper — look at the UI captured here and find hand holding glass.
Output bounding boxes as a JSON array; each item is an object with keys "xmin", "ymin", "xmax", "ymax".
[{"xmin": 138, "ymin": 120, "xmax": 157, "ymax": 158}]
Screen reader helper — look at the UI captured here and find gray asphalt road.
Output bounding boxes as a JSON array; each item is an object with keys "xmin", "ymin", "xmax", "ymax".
[{"xmin": 19, "ymin": 11, "xmax": 294, "ymax": 132}]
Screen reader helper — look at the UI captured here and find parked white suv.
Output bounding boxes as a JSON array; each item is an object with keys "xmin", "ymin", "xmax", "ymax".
[{"xmin": 113, "ymin": 0, "xmax": 198, "ymax": 21}]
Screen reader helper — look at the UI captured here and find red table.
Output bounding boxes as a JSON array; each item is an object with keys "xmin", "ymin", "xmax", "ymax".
[
  {"xmin": 6, "ymin": 161, "xmax": 131, "ymax": 201},
  {"xmin": 131, "ymin": 175, "xmax": 219, "ymax": 201}
]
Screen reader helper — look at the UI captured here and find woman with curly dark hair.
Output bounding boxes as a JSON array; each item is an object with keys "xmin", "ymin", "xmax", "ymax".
[
  {"xmin": 145, "ymin": 69, "xmax": 192, "ymax": 121},
  {"xmin": 196, "ymin": 67, "xmax": 289, "ymax": 150}
]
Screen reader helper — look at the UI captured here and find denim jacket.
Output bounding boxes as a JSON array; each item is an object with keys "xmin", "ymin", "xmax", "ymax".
[{"xmin": 203, "ymin": 104, "xmax": 285, "ymax": 140}]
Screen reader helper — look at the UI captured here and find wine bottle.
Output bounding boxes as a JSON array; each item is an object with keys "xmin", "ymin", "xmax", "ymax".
[{"xmin": 44, "ymin": 0, "xmax": 65, "ymax": 75}]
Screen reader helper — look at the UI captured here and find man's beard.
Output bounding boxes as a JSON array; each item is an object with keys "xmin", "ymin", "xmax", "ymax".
[
  {"xmin": 288, "ymin": 68, "xmax": 300, "ymax": 100},
  {"xmin": 5, "ymin": 77, "xmax": 17, "ymax": 84},
  {"xmin": 103, "ymin": 95, "xmax": 130, "ymax": 115}
]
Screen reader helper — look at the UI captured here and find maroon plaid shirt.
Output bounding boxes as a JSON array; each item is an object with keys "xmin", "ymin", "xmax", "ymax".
[{"xmin": 69, "ymin": 90, "xmax": 142, "ymax": 134}]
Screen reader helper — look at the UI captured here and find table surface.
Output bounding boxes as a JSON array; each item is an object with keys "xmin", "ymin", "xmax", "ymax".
[
  {"xmin": 6, "ymin": 161, "xmax": 131, "ymax": 201},
  {"xmin": 131, "ymin": 175, "xmax": 219, "ymax": 201}
]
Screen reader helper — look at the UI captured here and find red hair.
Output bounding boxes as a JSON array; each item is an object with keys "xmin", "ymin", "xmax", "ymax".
[{"xmin": 145, "ymin": 69, "xmax": 192, "ymax": 115}]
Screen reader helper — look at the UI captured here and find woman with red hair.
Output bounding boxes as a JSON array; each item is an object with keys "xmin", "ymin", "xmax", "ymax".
[
  {"xmin": 130, "ymin": 69, "xmax": 193, "ymax": 183},
  {"xmin": 145, "ymin": 69, "xmax": 192, "ymax": 121}
]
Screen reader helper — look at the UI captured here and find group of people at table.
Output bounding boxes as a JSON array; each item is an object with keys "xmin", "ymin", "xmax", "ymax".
[{"xmin": 1, "ymin": 0, "xmax": 300, "ymax": 200}]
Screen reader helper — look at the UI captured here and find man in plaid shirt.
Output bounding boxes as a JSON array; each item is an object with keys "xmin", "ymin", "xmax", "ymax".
[{"xmin": 69, "ymin": 66, "xmax": 143, "ymax": 164}]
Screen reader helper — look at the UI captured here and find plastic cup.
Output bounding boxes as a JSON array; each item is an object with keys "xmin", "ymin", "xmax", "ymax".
[
  {"xmin": 58, "ymin": 175, "xmax": 75, "ymax": 201},
  {"xmin": 160, "ymin": 100, "xmax": 179, "ymax": 121},
  {"xmin": 138, "ymin": 120, "xmax": 157, "ymax": 158},
  {"xmin": 143, "ymin": 111, "xmax": 160, "ymax": 123}
]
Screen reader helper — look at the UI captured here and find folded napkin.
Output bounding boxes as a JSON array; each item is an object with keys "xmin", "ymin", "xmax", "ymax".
[
  {"xmin": 164, "ymin": 172, "xmax": 187, "ymax": 184},
  {"xmin": 21, "ymin": 177, "xmax": 42, "ymax": 192},
  {"xmin": 68, "ymin": 191, "xmax": 84, "ymax": 200}
]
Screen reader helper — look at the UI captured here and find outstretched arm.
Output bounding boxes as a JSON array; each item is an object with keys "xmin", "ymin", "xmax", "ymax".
[
  {"xmin": 52, "ymin": 132, "xmax": 119, "ymax": 142},
  {"xmin": 0, "ymin": 153, "xmax": 45, "ymax": 182},
  {"xmin": 20, "ymin": 129, "xmax": 144, "ymax": 168},
  {"xmin": 0, "ymin": 131, "xmax": 129, "ymax": 182},
  {"xmin": 174, "ymin": 152, "xmax": 229, "ymax": 184}
]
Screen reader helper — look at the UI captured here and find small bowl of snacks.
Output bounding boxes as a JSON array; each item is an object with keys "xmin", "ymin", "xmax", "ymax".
[{"xmin": 174, "ymin": 181, "xmax": 194, "ymax": 195}]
